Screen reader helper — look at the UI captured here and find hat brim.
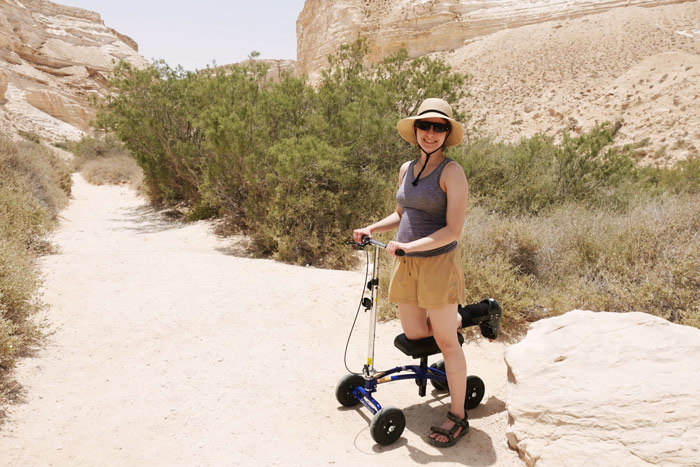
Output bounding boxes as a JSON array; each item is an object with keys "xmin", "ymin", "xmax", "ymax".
[{"xmin": 397, "ymin": 112, "xmax": 464, "ymax": 147}]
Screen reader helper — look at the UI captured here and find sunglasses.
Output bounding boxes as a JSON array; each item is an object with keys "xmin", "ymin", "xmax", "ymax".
[{"xmin": 414, "ymin": 120, "xmax": 450, "ymax": 133}]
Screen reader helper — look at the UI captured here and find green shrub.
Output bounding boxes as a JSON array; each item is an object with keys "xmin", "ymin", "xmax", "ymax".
[
  {"xmin": 643, "ymin": 156, "xmax": 700, "ymax": 195},
  {"xmin": 97, "ymin": 39, "xmax": 468, "ymax": 266},
  {"xmin": 0, "ymin": 238, "xmax": 45, "ymax": 402},
  {"xmin": 96, "ymin": 61, "xmax": 208, "ymax": 206},
  {"xmin": 456, "ymin": 123, "xmax": 640, "ymax": 215}
]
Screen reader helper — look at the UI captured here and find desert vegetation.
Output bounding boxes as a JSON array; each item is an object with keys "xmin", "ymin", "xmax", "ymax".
[
  {"xmin": 94, "ymin": 39, "xmax": 699, "ymax": 330},
  {"xmin": 0, "ymin": 135, "xmax": 71, "ymax": 404},
  {"xmin": 61, "ymin": 134, "xmax": 143, "ymax": 189}
]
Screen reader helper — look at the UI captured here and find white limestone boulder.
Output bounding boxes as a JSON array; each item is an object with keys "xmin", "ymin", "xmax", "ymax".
[{"xmin": 505, "ymin": 310, "xmax": 700, "ymax": 466}]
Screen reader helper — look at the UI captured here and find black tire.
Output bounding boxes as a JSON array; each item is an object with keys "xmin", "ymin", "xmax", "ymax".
[
  {"xmin": 465, "ymin": 375, "xmax": 485, "ymax": 410},
  {"xmin": 335, "ymin": 374, "xmax": 365, "ymax": 407},
  {"xmin": 430, "ymin": 360, "xmax": 448, "ymax": 391},
  {"xmin": 370, "ymin": 406, "xmax": 405, "ymax": 445}
]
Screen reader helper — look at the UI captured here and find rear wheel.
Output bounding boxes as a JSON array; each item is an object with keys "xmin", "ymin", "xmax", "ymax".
[
  {"xmin": 465, "ymin": 375, "xmax": 485, "ymax": 410},
  {"xmin": 430, "ymin": 360, "xmax": 448, "ymax": 391}
]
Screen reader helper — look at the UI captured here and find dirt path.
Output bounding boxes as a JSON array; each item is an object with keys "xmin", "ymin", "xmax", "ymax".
[{"xmin": 0, "ymin": 174, "xmax": 523, "ymax": 466}]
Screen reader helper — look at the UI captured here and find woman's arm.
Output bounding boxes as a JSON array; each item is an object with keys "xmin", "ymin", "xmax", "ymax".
[{"xmin": 385, "ymin": 162, "xmax": 468, "ymax": 255}]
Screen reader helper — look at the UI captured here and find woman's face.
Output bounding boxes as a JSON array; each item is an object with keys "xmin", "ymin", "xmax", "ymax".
[{"xmin": 414, "ymin": 117, "xmax": 450, "ymax": 153}]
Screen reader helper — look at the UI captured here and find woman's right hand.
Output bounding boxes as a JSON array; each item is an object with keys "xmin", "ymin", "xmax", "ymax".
[{"xmin": 353, "ymin": 227, "xmax": 372, "ymax": 243}]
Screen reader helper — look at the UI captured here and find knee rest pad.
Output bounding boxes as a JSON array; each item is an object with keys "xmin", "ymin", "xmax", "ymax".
[{"xmin": 394, "ymin": 333, "xmax": 464, "ymax": 359}]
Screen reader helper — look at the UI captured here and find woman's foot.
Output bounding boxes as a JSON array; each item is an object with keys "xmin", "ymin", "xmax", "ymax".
[{"xmin": 428, "ymin": 411, "xmax": 469, "ymax": 447}]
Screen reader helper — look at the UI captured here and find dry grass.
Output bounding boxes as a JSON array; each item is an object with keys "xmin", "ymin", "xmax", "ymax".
[
  {"xmin": 0, "ymin": 136, "xmax": 70, "ymax": 406},
  {"xmin": 81, "ymin": 155, "xmax": 143, "ymax": 190},
  {"xmin": 67, "ymin": 135, "xmax": 143, "ymax": 190},
  {"xmin": 373, "ymin": 195, "xmax": 700, "ymax": 334},
  {"xmin": 462, "ymin": 196, "xmax": 700, "ymax": 330}
]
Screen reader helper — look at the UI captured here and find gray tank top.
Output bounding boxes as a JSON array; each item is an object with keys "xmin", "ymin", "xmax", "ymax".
[{"xmin": 396, "ymin": 157, "xmax": 457, "ymax": 257}]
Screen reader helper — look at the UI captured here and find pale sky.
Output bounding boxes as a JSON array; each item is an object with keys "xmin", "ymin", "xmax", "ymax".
[{"xmin": 58, "ymin": 0, "xmax": 307, "ymax": 71}]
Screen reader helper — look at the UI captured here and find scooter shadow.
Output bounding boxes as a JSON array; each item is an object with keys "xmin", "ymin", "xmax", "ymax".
[
  {"xmin": 338, "ymin": 391, "xmax": 507, "ymax": 465},
  {"xmin": 392, "ymin": 398, "xmax": 502, "ymax": 466}
]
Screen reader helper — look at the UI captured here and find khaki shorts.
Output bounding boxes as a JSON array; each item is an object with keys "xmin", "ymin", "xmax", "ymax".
[{"xmin": 388, "ymin": 248, "xmax": 465, "ymax": 309}]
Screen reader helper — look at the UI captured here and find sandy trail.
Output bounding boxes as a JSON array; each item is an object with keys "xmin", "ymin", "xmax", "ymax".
[{"xmin": 0, "ymin": 174, "xmax": 522, "ymax": 466}]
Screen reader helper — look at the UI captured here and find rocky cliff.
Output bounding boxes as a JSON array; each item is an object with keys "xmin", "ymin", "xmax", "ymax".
[
  {"xmin": 0, "ymin": 0, "xmax": 148, "ymax": 142},
  {"xmin": 297, "ymin": 0, "xmax": 688, "ymax": 77},
  {"xmin": 297, "ymin": 0, "xmax": 700, "ymax": 162}
]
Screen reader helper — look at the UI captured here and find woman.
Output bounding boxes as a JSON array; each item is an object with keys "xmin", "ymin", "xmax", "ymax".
[{"xmin": 353, "ymin": 98, "xmax": 470, "ymax": 447}]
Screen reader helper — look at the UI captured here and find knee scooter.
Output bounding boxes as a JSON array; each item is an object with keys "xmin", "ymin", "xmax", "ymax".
[{"xmin": 336, "ymin": 236, "xmax": 502, "ymax": 445}]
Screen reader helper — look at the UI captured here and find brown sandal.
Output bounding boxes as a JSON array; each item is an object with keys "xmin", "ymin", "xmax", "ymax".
[{"xmin": 428, "ymin": 411, "xmax": 469, "ymax": 447}]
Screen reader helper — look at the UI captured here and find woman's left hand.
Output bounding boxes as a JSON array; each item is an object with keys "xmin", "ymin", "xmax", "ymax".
[{"xmin": 386, "ymin": 241, "xmax": 409, "ymax": 257}]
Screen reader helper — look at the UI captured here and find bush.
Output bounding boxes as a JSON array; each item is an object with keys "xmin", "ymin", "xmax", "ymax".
[
  {"xmin": 456, "ymin": 123, "xmax": 640, "ymax": 215},
  {"xmin": 80, "ymin": 155, "xmax": 143, "ymax": 188},
  {"xmin": 0, "ymin": 185, "xmax": 53, "ymax": 252},
  {"xmin": 0, "ymin": 136, "xmax": 70, "ymax": 404},
  {"xmin": 0, "ymin": 137, "xmax": 71, "ymax": 217},
  {"xmin": 66, "ymin": 135, "xmax": 143, "ymax": 188},
  {"xmin": 97, "ymin": 38, "xmax": 469, "ymax": 266},
  {"xmin": 96, "ymin": 61, "xmax": 206, "ymax": 206},
  {"xmin": 452, "ymin": 197, "xmax": 700, "ymax": 331},
  {"xmin": 0, "ymin": 239, "xmax": 44, "ymax": 371},
  {"xmin": 643, "ymin": 156, "xmax": 700, "ymax": 195}
]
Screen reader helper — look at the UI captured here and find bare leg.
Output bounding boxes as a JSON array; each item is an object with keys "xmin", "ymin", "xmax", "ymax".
[
  {"xmin": 429, "ymin": 303, "xmax": 467, "ymax": 444},
  {"xmin": 398, "ymin": 303, "xmax": 431, "ymax": 340},
  {"xmin": 398, "ymin": 303, "xmax": 461, "ymax": 339}
]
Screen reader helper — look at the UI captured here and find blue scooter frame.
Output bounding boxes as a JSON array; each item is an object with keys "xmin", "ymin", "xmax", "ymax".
[{"xmin": 336, "ymin": 237, "xmax": 496, "ymax": 445}]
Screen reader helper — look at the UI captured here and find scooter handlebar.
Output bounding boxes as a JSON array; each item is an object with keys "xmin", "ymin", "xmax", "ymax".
[{"xmin": 360, "ymin": 235, "xmax": 405, "ymax": 257}]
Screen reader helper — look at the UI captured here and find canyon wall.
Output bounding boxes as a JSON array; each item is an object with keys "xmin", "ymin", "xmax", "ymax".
[
  {"xmin": 296, "ymin": 0, "xmax": 690, "ymax": 78},
  {"xmin": 0, "ymin": 0, "xmax": 148, "ymax": 141},
  {"xmin": 297, "ymin": 0, "xmax": 700, "ymax": 162}
]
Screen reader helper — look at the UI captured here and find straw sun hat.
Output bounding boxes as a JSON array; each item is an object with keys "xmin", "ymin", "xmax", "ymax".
[{"xmin": 397, "ymin": 98, "xmax": 464, "ymax": 147}]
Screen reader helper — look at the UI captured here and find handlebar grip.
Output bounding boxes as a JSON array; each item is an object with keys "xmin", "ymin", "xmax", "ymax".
[{"xmin": 361, "ymin": 235, "xmax": 406, "ymax": 256}]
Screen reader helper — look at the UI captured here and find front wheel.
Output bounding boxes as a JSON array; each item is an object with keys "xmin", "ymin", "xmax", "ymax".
[
  {"xmin": 370, "ymin": 406, "xmax": 405, "ymax": 445},
  {"xmin": 335, "ymin": 374, "xmax": 365, "ymax": 407}
]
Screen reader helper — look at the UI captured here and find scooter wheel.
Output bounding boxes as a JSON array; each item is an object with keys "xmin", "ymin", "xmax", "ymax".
[
  {"xmin": 465, "ymin": 375, "xmax": 485, "ymax": 410},
  {"xmin": 335, "ymin": 374, "xmax": 365, "ymax": 407},
  {"xmin": 430, "ymin": 360, "xmax": 448, "ymax": 391},
  {"xmin": 370, "ymin": 406, "xmax": 405, "ymax": 445}
]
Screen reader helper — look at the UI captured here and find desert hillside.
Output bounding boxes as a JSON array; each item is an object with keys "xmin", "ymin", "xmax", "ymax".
[
  {"xmin": 445, "ymin": 2, "xmax": 700, "ymax": 164},
  {"xmin": 0, "ymin": 0, "xmax": 147, "ymax": 142},
  {"xmin": 298, "ymin": 0, "xmax": 700, "ymax": 163}
]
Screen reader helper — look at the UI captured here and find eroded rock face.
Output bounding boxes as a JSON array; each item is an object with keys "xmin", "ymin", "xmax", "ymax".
[
  {"xmin": 0, "ymin": 0, "xmax": 148, "ymax": 141},
  {"xmin": 0, "ymin": 71, "xmax": 7, "ymax": 101},
  {"xmin": 297, "ymin": 0, "xmax": 700, "ymax": 162},
  {"xmin": 444, "ymin": 2, "xmax": 700, "ymax": 164},
  {"xmin": 296, "ymin": 0, "xmax": 689, "ymax": 78},
  {"xmin": 505, "ymin": 310, "xmax": 700, "ymax": 466}
]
